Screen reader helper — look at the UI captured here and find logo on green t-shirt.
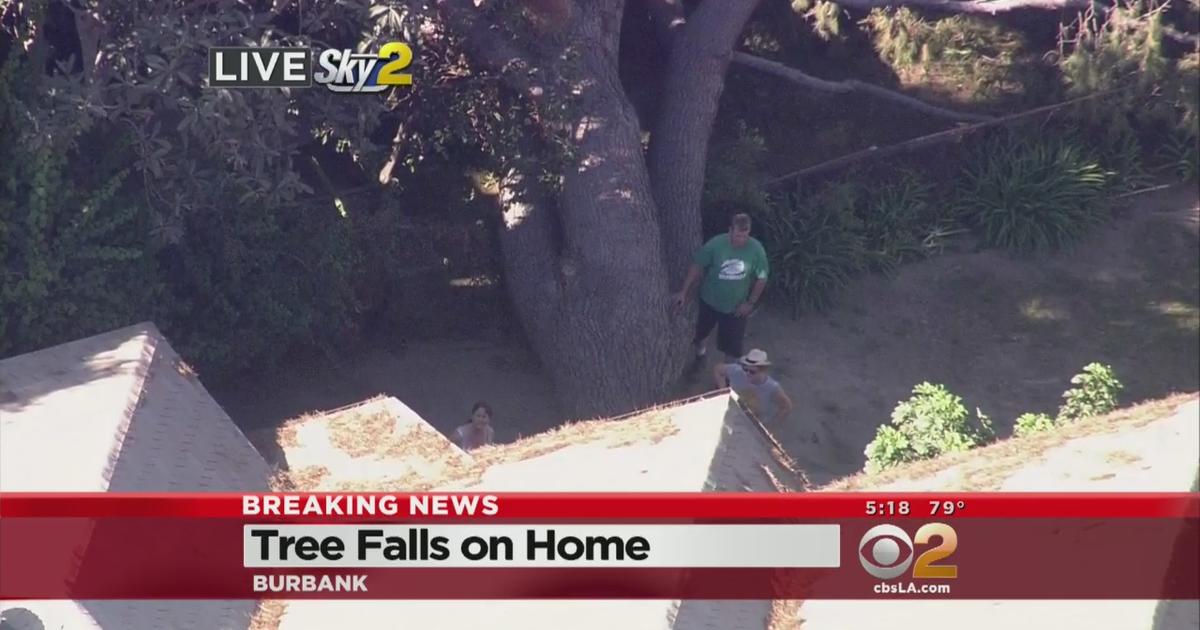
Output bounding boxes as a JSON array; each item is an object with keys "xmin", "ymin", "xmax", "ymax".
[{"xmin": 695, "ymin": 234, "xmax": 769, "ymax": 314}]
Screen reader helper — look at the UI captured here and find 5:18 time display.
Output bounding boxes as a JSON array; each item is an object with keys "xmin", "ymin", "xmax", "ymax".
[{"xmin": 865, "ymin": 500, "xmax": 910, "ymax": 516}]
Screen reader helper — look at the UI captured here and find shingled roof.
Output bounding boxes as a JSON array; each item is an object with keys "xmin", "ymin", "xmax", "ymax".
[
  {"xmin": 0, "ymin": 322, "xmax": 272, "ymax": 630},
  {"xmin": 269, "ymin": 394, "xmax": 471, "ymax": 491},
  {"xmin": 271, "ymin": 390, "xmax": 807, "ymax": 630}
]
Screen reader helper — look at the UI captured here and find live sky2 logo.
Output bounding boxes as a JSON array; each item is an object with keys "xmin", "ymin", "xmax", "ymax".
[{"xmin": 207, "ymin": 43, "xmax": 413, "ymax": 92}]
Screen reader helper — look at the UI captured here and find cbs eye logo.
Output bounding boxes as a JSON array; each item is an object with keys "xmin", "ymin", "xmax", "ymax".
[{"xmin": 858, "ymin": 523, "xmax": 958, "ymax": 580}]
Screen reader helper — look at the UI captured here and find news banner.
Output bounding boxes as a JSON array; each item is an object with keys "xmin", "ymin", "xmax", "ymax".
[{"xmin": 0, "ymin": 493, "xmax": 1196, "ymax": 600}]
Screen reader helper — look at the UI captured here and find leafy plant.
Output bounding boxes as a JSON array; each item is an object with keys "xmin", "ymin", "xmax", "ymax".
[
  {"xmin": 857, "ymin": 172, "xmax": 935, "ymax": 273},
  {"xmin": 1096, "ymin": 128, "xmax": 1155, "ymax": 192},
  {"xmin": 1058, "ymin": 0, "xmax": 1198, "ymax": 176},
  {"xmin": 1013, "ymin": 412, "xmax": 1057, "ymax": 437},
  {"xmin": 703, "ymin": 121, "xmax": 771, "ymax": 235},
  {"xmin": 759, "ymin": 182, "xmax": 868, "ymax": 315},
  {"xmin": 0, "ymin": 56, "xmax": 158, "ymax": 356},
  {"xmin": 863, "ymin": 8, "xmax": 1036, "ymax": 101},
  {"xmin": 1057, "ymin": 363, "xmax": 1123, "ymax": 422},
  {"xmin": 864, "ymin": 382, "xmax": 995, "ymax": 473},
  {"xmin": 1158, "ymin": 131, "xmax": 1200, "ymax": 181},
  {"xmin": 957, "ymin": 134, "xmax": 1111, "ymax": 253},
  {"xmin": 1059, "ymin": 1, "xmax": 1180, "ymax": 130}
]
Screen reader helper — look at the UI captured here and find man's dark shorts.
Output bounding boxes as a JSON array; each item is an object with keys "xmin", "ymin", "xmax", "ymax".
[{"xmin": 694, "ymin": 299, "xmax": 747, "ymax": 358}]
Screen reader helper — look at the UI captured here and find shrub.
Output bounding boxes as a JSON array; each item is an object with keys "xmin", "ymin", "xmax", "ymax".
[
  {"xmin": 1013, "ymin": 412, "xmax": 1057, "ymax": 437},
  {"xmin": 863, "ymin": 8, "xmax": 1041, "ymax": 102},
  {"xmin": 703, "ymin": 121, "xmax": 771, "ymax": 237},
  {"xmin": 864, "ymin": 382, "xmax": 995, "ymax": 473},
  {"xmin": 857, "ymin": 172, "xmax": 936, "ymax": 273},
  {"xmin": 1057, "ymin": 362, "xmax": 1123, "ymax": 422},
  {"xmin": 1059, "ymin": 1, "xmax": 1193, "ymax": 133},
  {"xmin": 0, "ymin": 56, "xmax": 159, "ymax": 357},
  {"xmin": 759, "ymin": 182, "xmax": 868, "ymax": 315},
  {"xmin": 1158, "ymin": 130, "xmax": 1199, "ymax": 181},
  {"xmin": 0, "ymin": 53, "xmax": 360, "ymax": 376},
  {"xmin": 1058, "ymin": 1, "xmax": 1199, "ymax": 180},
  {"xmin": 957, "ymin": 134, "xmax": 1111, "ymax": 253}
]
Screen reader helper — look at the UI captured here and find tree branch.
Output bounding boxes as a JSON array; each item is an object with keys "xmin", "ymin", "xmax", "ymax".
[
  {"xmin": 765, "ymin": 87, "xmax": 1126, "ymax": 185},
  {"xmin": 435, "ymin": 0, "xmax": 549, "ymax": 103},
  {"xmin": 643, "ymin": 0, "xmax": 688, "ymax": 46},
  {"xmin": 732, "ymin": 52, "xmax": 995, "ymax": 122}
]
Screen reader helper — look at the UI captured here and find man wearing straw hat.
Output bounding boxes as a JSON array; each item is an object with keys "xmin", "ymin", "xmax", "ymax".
[{"xmin": 714, "ymin": 348, "xmax": 793, "ymax": 426}]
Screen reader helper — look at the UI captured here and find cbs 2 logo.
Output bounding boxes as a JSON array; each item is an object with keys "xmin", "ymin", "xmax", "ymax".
[{"xmin": 858, "ymin": 523, "xmax": 958, "ymax": 580}]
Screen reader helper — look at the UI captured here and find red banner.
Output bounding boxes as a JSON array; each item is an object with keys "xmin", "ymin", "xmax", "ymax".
[
  {"xmin": 1, "ymin": 492, "xmax": 1197, "ymax": 519},
  {"xmin": 1, "ymin": 515, "xmax": 1195, "ymax": 599}
]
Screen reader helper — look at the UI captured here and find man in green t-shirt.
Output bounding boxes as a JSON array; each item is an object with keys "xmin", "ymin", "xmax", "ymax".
[{"xmin": 672, "ymin": 213, "xmax": 769, "ymax": 363}]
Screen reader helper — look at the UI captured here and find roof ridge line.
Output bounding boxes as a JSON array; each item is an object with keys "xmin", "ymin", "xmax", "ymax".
[
  {"xmin": 311, "ymin": 393, "xmax": 393, "ymax": 417},
  {"xmin": 97, "ymin": 327, "xmax": 161, "ymax": 491},
  {"xmin": 597, "ymin": 389, "xmax": 732, "ymax": 423}
]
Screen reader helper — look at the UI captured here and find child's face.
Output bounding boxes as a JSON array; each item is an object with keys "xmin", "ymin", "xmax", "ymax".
[{"xmin": 472, "ymin": 407, "xmax": 491, "ymax": 426}]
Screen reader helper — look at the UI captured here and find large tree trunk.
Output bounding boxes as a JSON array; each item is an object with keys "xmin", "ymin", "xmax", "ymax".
[
  {"xmin": 648, "ymin": 0, "xmax": 763, "ymax": 289},
  {"xmin": 496, "ymin": 1, "xmax": 683, "ymax": 419}
]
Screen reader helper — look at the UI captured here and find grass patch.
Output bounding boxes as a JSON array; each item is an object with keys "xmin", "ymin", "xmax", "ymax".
[
  {"xmin": 824, "ymin": 393, "xmax": 1197, "ymax": 491},
  {"xmin": 1020, "ymin": 297, "xmax": 1069, "ymax": 321},
  {"xmin": 1153, "ymin": 301, "xmax": 1200, "ymax": 333}
]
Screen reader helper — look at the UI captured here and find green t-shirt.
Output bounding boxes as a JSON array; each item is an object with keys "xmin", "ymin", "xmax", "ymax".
[{"xmin": 694, "ymin": 234, "xmax": 769, "ymax": 314}]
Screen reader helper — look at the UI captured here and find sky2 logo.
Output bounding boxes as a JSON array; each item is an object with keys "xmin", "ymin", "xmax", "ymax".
[
  {"xmin": 858, "ymin": 523, "xmax": 958, "ymax": 580},
  {"xmin": 314, "ymin": 42, "xmax": 413, "ymax": 93}
]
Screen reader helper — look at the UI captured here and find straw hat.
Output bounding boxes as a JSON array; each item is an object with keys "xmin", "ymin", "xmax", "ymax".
[{"xmin": 740, "ymin": 349, "xmax": 771, "ymax": 367}]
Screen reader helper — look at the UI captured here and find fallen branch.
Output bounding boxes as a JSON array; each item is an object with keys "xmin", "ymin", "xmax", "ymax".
[
  {"xmin": 766, "ymin": 88, "xmax": 1126, "ymax": 185},
  {"xmin": 731, "ymin": 52, "xmax": 994, "ymax": 123},
  {"xmin": 1111, "ymin": 184, "xmax": 1172, "ymax": 199}
]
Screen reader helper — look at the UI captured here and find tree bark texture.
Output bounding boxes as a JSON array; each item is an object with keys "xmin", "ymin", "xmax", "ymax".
[
  {"xmin": 495, "ymin": 1, "xmax": 684, "ymax": 419},
  {"xmin": 648, "ymin": 0, "xmax": 763, "ymax": 292}
]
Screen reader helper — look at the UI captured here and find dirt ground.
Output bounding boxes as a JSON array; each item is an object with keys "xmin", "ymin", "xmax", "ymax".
[{"xmin": 212, "ymin": 184, "xmax": 1199, "ymax": 484}]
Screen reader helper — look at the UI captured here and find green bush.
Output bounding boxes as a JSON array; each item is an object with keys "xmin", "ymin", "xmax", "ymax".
[
  {"xmin": 759, "ymin": 182, "xmax": 868, "ymax": 315},
  {"xmin": 1058, "ymin": 1, "xmax": 1198, "ymax": 181},
  {"xmin": 864, "ymin": 382, "xmax": 995, "ymax": 473},
  {"xmin": 1013, "ymin": 412, "xmax": 1056, "ymax": 437},
  {"xmin": 0, "ymin": 57, "xmax": 160, "ymax": 356},
  {"xmin": 1057, "ymin": 362, "xmax": 1123, "ymax": 422},
  {"xmin": 863, "ymin": 8, "xmax": 1039, "ymax": 102},
  {"xmin": 1158, "ymin": 130, "xmax": 1200, "ymax": 181},
  {"xmin": 703, "ymin": 121, "xmax": 771, "ymax": 236},
  {"xmin": 0, "ymin": 53, "xmax": 360, "ymax": 377},
  {"xmin": 957, "ymin": 134, "xmax": 1111, "ymax": 253},
  {"xmin": 858, "ymin": 172, "xmax": 936, "ymax": 273}
]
